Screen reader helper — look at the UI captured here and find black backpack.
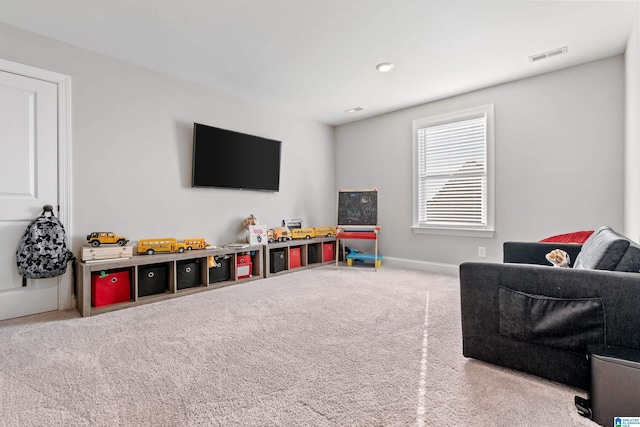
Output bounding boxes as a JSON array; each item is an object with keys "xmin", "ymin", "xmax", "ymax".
[{"xmin": 16, "ymin": 205, "xmax": 75, "ymax": 287}]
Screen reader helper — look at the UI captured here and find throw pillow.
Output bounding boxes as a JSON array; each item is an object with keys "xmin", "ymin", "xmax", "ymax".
[
  {"xmin": 540, "ymin": 230, "xmax": 593, "ymax": 244},
  {"xmin": 573, "ymin": 226, "xmax": 630, "ymax": 270}
]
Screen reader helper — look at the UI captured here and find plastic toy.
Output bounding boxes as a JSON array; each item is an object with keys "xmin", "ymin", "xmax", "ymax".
[
  {"xmin": 267, "ymin": 227, "xmax": 292, "ymax": 243},
  {"xmin": 290, "ymin": 227, "xmax": 315, "ymax": 239},
  {"xmin": 313, "ymin": 226, "xmax": 336, "ymax": 238},
  {"xmin": 182, "ymin": 238, "xmax": 211, "ymax": 250},
  {"xmin": 86, "ymin": 232, "xmax": 129, "ymax": 247},
  {"xmin": 137, "ymin": 238, "xmax": 186, "ymax": 255}
]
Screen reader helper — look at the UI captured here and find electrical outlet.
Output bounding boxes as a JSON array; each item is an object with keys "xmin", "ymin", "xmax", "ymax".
[{"xmin": 478, "ymin": 246, "xmax": 486, "ymax": 258}]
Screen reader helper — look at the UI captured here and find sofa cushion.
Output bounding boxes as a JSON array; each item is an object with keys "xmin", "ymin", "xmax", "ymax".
[
  {"xmin": 498, "ymin": 287, "xmax": 606, "ymax": 352},
  {"xmin": 616, "ymin": 240, "xmax": 640, "ymax": 272},
  {"xmin": 573, "ymin": 226, "xmax": 630, "ymax": 270}
]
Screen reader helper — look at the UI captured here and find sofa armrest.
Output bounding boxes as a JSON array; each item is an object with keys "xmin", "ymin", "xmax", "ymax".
[
  {"xmin": 460, "ymin": 262, "xmax": 640, "ymax": 350},
  {"xmin": 503, "ymin": 241, "xmax": 582, "ymax": 266},
  {"xmin": 459, "ymin": 261, "xmax": 640, "ymax": 388}
]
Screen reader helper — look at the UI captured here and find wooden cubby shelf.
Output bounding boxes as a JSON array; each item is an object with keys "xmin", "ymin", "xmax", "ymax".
[
  {"xmin": 76, "ymin": 245, "xmax": 264, "ymax": 317},
  {"xmin": 263, "ymin": 236, "xmax": 336, "ymax": 277}
]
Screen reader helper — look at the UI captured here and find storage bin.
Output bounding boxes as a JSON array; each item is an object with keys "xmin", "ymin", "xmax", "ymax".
[
  {"xmin": 91, "ymin": 269, "xmax": 131, "ymax": 307},
  {"xmin": 323, "ymin": 242, "xmax": 335, "ymax": 262},
  {"xmin": 209, "ymin": 255, "xmax": 231, "ymax": 283},
  {"xmin": 270, "ymin": 249, "xmax": 286, "ymax": 273},
  {"xmin": 308, "ymin": 244, "xmax": 320, "ymax": 264},
  {"xmin": 177, "ymin": 259, "xmax": 201, "ymax": 290},
  {"xmin": 290, "ymin": 247, "xmax": 301, "ymax": 269},
  {"xmin": 138, "ymin": 263, "xmax": 168, "ymax": 297}
]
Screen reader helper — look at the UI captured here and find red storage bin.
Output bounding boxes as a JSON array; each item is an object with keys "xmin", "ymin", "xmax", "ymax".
[
  {"xmin": 237, "ymin": 254, "xmax": 251, "ymax": 265},
  {"xmin": 290, "ymin": 247, "xmax": 301, "ymax": 269},
  {"xmin": 91, "ymin": 270, "xmax": 131, "ymax": 307},
  {"xmin": 323, "ymin": 242, "xmax": 335, "ymax": 262},
  {"xmin": 237, "ymin": 262, "xmax": 252, "ymax": 279}
]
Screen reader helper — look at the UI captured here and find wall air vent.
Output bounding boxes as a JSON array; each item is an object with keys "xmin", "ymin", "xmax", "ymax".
[{"xmin": 529, "ymin": 46, "xmax": 568, "ymax": 63}]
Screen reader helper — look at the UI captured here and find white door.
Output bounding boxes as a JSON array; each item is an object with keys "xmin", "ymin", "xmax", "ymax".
[{"xmin": 0, "ymin": 70, "xmax": 60, "ymax": 320}]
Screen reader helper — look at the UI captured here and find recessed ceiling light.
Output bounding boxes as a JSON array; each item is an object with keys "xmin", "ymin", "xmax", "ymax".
[
  {"xmin": 345, "ymin": 106, "xmax": 364, "ymax": 113},
  {"xmin": 376, "ymin": 62, "xmax": 394, "ymax": 72}
]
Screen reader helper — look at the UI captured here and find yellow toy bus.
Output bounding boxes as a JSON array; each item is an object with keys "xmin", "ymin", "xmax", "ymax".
[
  {"xmin": 182, "ymin": 238, "xmax": 211, "ymax": 250},
  {"xmin": 290, "ymin": 227, "xmax": 315, "ymax": 240},
  {"xmin": 137, "ymin": 238, "xmax": 186, "ymax": 255},
  {"xmin": 313, "ymin": 226, "xmax": 336, "ymax": 238}
]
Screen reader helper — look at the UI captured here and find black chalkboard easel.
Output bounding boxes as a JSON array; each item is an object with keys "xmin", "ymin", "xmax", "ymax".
[{"xmin": 337, "ymin": 189, "xmax": 378, "ymax": 228}]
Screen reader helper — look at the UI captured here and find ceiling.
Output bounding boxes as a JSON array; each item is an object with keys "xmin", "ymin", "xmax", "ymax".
[{"xmin": 0, "ymin": 0, "xmax": 637, "ymax": 125}]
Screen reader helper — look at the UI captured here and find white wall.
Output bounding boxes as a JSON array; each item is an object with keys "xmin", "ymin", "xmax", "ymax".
[
  {"xmin": 626, "ymin": 10, "xmax": 640, "ymax": 242},
  {"xmin": 0, "ymin": 23, "xmax": 335, "ymax": 249},
  {"xmin": 335, "ymin": 56, "xmax": 625, "ymax": 268}
]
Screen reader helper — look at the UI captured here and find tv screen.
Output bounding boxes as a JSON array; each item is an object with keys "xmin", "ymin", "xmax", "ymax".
[{"xmin": 192, "ymin": 123, "xmax": 282, "ymax": 192}]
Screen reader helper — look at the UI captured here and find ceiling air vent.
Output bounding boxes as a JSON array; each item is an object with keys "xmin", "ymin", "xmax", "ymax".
[{"xmin": 529, "ymin": 46, "xmax": 568, "ymax": 63}]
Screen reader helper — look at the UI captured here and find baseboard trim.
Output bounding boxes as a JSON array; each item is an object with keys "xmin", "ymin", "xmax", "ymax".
[{"xmin": 383, "ymin": 257, "xmax": 459, "ymax": 277}]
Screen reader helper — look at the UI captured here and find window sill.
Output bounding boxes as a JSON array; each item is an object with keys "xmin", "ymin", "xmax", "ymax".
[{"xmin": 411, "ymin": 226, "xmax": 494, "ymax": 238}]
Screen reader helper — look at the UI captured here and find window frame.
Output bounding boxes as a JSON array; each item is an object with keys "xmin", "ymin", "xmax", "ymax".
[{"xmin": 411, "ymin": 104, "xmax": 495, "ymax": 238}]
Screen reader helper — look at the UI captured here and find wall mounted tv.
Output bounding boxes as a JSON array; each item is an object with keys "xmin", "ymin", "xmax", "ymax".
[{"xmin": 192, "ymin": 123, "xmax": 282, "ymax": 192}]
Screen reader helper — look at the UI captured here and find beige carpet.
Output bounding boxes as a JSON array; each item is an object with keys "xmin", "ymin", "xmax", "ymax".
[{"xmin": 0, "ymin": 266, "xmax": 596, "ymax": 426}]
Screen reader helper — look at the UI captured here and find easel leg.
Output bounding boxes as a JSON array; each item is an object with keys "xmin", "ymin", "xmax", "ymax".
[{"xmin": 374, "ymin": 233, "xmax": 378, "ymax": 272}]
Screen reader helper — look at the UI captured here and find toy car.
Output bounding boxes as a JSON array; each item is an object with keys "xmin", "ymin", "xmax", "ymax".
[
  {"xmin": 86, "ymin": 232, "xmax": 129, "ymax": 247},
  {"xmin": 267, "ymin": 227, "xmax": 292, "ymax": 243}
]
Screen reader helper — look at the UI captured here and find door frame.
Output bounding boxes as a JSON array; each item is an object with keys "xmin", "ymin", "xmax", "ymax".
[{"xmin": 0, "ymin": 58, "xmax": 73, "ymax": 310}]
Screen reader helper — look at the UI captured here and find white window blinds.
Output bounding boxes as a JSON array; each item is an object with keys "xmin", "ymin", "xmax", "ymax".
[{"xmin": 417, "ymin": 114, "xmax": 487, "ymax": 227}]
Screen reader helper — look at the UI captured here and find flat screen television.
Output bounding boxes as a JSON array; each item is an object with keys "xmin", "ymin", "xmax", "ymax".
[{"xmin": 192, "ymin": 123, "xmax": 282, "ymax": 192}]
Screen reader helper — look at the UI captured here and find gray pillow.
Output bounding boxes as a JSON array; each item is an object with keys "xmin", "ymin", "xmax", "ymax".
[
  {"xmin": 573, "ymin": 226, "xmax": 630, "ymax": 270},
  {"xmin": 616, "ymin": 240, "xmax": 640, "ymax": 272}
]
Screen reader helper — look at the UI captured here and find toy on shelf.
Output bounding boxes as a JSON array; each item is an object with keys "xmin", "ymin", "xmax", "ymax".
[
  {"xmin": 313, "ymin": 226, "xmax": 336, "ymax": 238},
  {"xmin": 86, "ymin": 232, "xmax": 129, "ymax": 247},
  {"xmin": 248, "ymin": 225, "xmax": 267, "ymax": 244},
  {"xmin": 241, "ymin": 214, "xmax": 259, "ymax": 243},
  {"xmin": 268, "ymin": 225, "xmax": 336, "ymax": 242},
  {"xmin": 138, "ymin": 238, "xmax": 185, "ymax": 255},
  {"xmin": 267, "ymin": 227, "xmax": 292, "ymax": 243},
  {"xmin": 137, "ymin": 237, "xmax": 212, "ymax": 255},
  {"xmin": 290, "ymin": 227, "xmax": 315, "ymax": 240},
  {"xmin": 81, "ymin": 245, "xmax": 132, "ymax": 262},
  {"xmin": 283, "ymin": 218, "xmax": 304, "ymax": 229},
  {"xmin": 182, "ymin": 238, "xmax": 211, "ymax": 250}
]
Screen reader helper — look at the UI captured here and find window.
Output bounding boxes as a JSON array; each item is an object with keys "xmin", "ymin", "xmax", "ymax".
[{"xmin": 412, "ymin": 105, "xmax": 494, "ymax": 237}]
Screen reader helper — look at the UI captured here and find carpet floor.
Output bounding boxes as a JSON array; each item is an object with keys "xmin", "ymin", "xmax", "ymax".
[{"xmin": 0, "ymin": 265, "xmax": 596, "ymax": 426}]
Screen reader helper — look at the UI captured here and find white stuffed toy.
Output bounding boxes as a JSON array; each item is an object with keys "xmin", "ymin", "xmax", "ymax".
[{"xmin": 545, "ymin": 249, "xmax": 571, "ymax": 268}]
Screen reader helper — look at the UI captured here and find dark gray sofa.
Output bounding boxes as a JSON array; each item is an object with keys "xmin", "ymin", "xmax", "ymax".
[{"xmin": 459, "ymin": 226, "xmax": 640, "ymax": 389}]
